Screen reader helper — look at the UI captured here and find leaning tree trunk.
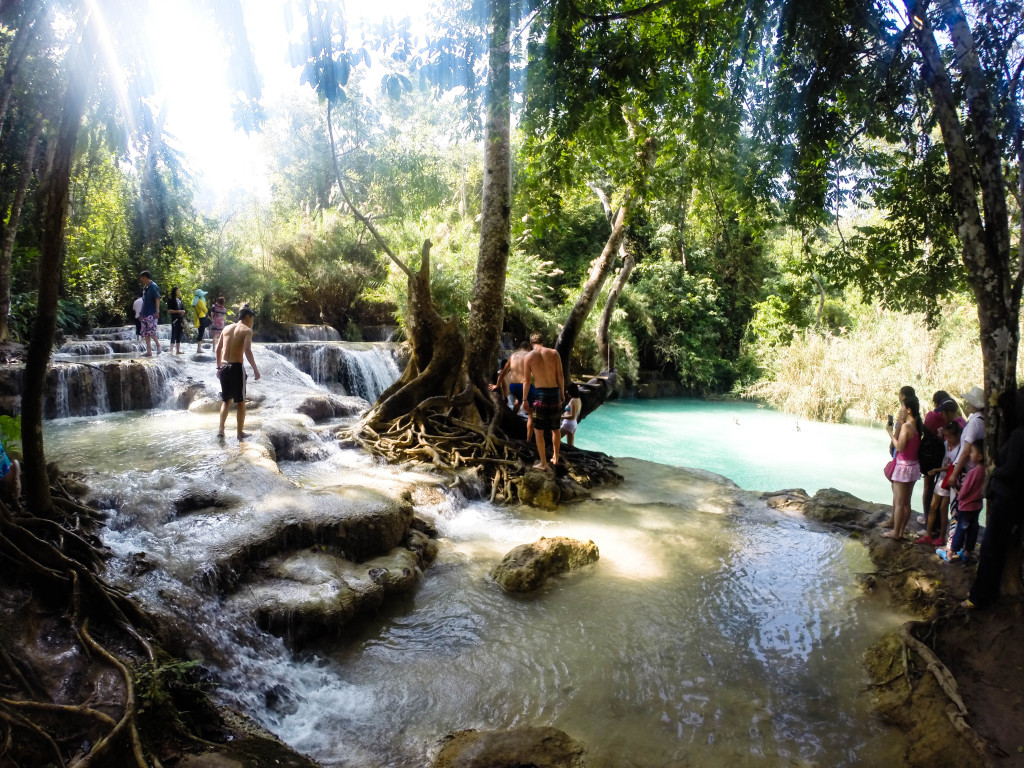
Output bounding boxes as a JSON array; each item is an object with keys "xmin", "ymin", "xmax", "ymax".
[
  {"xmin": 596, "ymin": 236, "xmax": 636, "ymax": 372},
  {"xmin": 555, "ymin": 136, "xmax": 654, "ymax": 382},
  {"xmin": 22, "ymin": 53, "xmax": 90, "ymax": 514},
  {"xmin": 0, "ymin": 116, "xmax": 41, "ymax": 342},
  {"xmin": 464, "ymin": 0, "xmax": 512, "ymax": 397},
  {"xmin": 912, "ymin": 0, "xmax": 1023, "ymax": 593}
]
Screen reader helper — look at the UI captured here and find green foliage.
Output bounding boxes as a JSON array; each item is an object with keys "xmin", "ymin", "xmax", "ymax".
[
  {"xmin": 744, "ymin": 292, "xmax": 1011, "ymax": 423},
  {"xmin": 0, "ymin": 415, "xmax": 22, "ymax": 460},
  {"xmin": 626, "ymin": 258, "xmax": 736, "ymax": 392}
]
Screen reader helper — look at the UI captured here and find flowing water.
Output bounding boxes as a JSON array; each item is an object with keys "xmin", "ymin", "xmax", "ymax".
[{"xmin": 40, "ymin": 346, "xmax": 910, "ymax": 767}]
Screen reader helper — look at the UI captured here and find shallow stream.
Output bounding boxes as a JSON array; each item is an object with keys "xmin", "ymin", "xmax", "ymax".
[{"xmin": 42, "ymin": 346, "xmax": 909, "ymax": 766}]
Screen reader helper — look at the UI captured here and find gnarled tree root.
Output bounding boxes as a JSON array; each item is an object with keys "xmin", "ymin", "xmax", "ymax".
[
  {"xmin": 0, "ymin": 475, "xmax": 194, "ymax": 767},
  {"xmin": 343, "ymin": 406, "xmax": 621, "ymax": 503},
  {"xmin": 900, "ymin": 621, "xmax": 993, "ymax": 766}
]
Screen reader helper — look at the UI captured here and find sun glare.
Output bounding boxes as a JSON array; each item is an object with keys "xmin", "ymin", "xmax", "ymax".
[{"xmin": 142, "ymin": 0, "xmax": 431, "ymax": 207}]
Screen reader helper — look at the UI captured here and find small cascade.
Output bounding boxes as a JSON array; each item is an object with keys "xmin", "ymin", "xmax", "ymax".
[
  {"xmin": 265, "ymin": 342, "xmax": 401, "ymax": 401},
  {"xmin": 58, "ymin": 340, "xmax": 145, "ymax": 357},
  {"xmin": 284, "ymin": 324, "xmax": 342, "ymax": 342},
  {"xmin": 41, "ymin": 360, "xmax": 175, "ymax": 418}
]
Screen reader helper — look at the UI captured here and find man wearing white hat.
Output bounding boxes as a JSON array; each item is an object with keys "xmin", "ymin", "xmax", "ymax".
[{"xmin": 948, "ymin": 386, "xmax": 986, "ymax": 488}]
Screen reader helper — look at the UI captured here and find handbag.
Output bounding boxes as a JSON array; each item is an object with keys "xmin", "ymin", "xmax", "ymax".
[{"xmin": 883, "ymin": 458, "xmax": 896, "ymax": 481}]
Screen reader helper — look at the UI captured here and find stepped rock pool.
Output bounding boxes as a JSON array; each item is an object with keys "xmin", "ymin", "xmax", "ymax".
[{"xmin": 41, "ymin": 344, "xmax": 909, "ymax": 766}]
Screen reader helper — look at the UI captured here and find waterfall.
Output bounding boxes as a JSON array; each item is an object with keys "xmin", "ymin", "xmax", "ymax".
[
  {"xmin": 286, "ymin": 324, "xmax": 342, "ymax": 342},
  {"xmin": 46, "ymin": 364, "xmax": 111, "ymax": 418},
  {"xmin": 265, "ymin": 342, "xmax": 402, "ymax": 402}
]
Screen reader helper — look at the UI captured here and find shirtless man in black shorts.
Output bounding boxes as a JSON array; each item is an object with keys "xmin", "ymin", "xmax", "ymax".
[
  {"xmin": 522, "ymin": 332, "xmax": 564, "ymax": 470},
  {"xmin": 215, "ymin": 307, "xmax": 261, "ymax": 439}
]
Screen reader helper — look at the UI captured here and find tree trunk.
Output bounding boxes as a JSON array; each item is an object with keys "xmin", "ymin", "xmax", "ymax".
[
  {"xmin": 555, "ymin": 136, "xmax": 654, "ymax": 382},
  {"xmin": 0, "ymin": 116, "xmax": 42, "ymax": 342},
  {"xmin": 0, "ymin": 0, "xmax": 40, "ymax": 140},
  {"xmin": 596, "ymin": 237, "xmax": 635, "ymax": 372},
  {"xmin": 363, "ymin": 240, "xmax": 466, "ymax": 430},
  {"xmin": 22, "ymin": 54, "xmax": 90, "ymax": 514},
  {"xmin": 464, "ymin": 0, "xmax": 512, "ymax": 394},
  {"xmin": 910, "ymin": 0, "xmax": 1023, "ymax": 594}
]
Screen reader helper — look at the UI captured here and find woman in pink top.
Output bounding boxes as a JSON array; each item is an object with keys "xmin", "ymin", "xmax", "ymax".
[{"xmin": 883, "ymin": 393, "xmax": 923, "ymax": 539}]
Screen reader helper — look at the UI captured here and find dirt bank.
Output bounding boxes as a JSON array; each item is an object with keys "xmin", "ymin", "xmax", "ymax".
[{"xmin": 765, "ymin": 487, "xmax": 1024, "ymax": 768}]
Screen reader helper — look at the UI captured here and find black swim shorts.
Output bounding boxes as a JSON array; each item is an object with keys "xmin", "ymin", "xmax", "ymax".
[
  {"xmin": 220, "ymin": 362, "xmax": 246, "ymax": 403},
  {"xmin": 531, "ymin": 387, "xmax": 562, "ymax": 432}
]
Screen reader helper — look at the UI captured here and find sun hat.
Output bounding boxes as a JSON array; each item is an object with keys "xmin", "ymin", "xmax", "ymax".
[
  {"xmin": 192, "ymin": 288, "xmax": 207, "ymax": 306},
  {"xmin": 961, "ymin": 386, "xmax": 985, "ymax": 410}
]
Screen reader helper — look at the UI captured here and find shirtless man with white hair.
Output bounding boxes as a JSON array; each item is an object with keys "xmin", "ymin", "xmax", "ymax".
[{"xmin": 522, "ymin": 332, "xmax": 565, "ymax": 470}]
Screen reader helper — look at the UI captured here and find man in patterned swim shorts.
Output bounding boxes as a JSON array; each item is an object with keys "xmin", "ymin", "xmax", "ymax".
[
  {"xmin": 139, "ymin": 271, "xmax": 162, "ymax": 356},
  {"xmin": 522, "ymin": 332, "xmax": 565, "ymax": 471}
]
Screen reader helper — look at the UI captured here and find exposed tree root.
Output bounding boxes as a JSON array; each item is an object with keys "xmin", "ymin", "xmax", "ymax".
[
  {"xmin": 0, "ymin": 474, "xmax": 194, "ymax": 767},
  {"xmin": 900, "ymin": 621, "xmax": 993, "ymax": 766},
  {"xmin": 344, "ymin": 407, "xmax": 621, "ymax": 503}
]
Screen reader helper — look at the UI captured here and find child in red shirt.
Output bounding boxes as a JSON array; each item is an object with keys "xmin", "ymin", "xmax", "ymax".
[{"xmin": 938, "ymin": 440, "xmax": 985, "ymax": 563}]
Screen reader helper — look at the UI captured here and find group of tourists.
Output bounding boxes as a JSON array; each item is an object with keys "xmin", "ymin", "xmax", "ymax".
[
  {"xmin": 131, "ymin": 272, "xmax": 233, "ymax": 356},
  {"xmin": 491, "ymin": 333, "xmax": 583, "ymax": 472},
  {"xmin": 882, "ymin": 383, "xmax": 1024, "ymax": 609}
]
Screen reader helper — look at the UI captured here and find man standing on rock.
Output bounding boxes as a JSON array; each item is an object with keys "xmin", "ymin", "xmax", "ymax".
[
  {"xmin": 215, "ymin": 307, "xmax": 261, "ymax": 440},
  {"xmin": 490, "ymin": 341, "xmax": 536, "ymax": 416},
  {"xmin": 522, "ymin": 332, "xmax": 564, "ymax": 471},
  {"xmin": 139, "ymin": 271, "xmax": 162, "ymax": 356}
]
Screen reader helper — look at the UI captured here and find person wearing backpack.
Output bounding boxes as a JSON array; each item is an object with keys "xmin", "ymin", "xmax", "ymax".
[{"xmin": 918, "ymin": 391, "xmax": 951, "ymax": 523}]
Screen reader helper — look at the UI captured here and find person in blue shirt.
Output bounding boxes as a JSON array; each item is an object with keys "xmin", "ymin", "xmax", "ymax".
[
  {"xmin": 139, "ymin": 271, "xmax": 162, "ymax": 357},
  {"xmin": 0, "ymin": 439, "xmax": 20, "ymax": 506}
]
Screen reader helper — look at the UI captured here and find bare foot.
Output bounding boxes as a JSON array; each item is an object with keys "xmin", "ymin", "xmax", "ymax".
[
  {"xmin": 216, "ymin": 431, "xmax": 225, "ymax": 439},
  {"xmin": 532, "ymin": 461, "xmax": 550, "ymax": 471},
  {"xmin": 142, "ymin": 352, "xmax": 153, "ymax": 357},
  {"xmin": 237, "ymin": 432, "xmax": 251, "ymax": 441},
  {"xmin": 880, "ymin": 530, "xmax": 902, "ymax": 539},
  {"xmin": 881, "ymin": 518, "xmax": 895, "ymax": 529}
]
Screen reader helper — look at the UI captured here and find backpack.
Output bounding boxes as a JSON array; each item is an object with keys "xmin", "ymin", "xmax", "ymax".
[{"xmin": 919, "ymin": 429, "xmax": 944, "ymax": 473}]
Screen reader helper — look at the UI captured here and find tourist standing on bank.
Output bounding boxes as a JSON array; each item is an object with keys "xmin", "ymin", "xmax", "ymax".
[
  {"xmin": 947, "ymin": 386, "xmax": 985, "ymax": 488},
  {"xmin": 167, "ymin": 286, "xmax": 187, "ymax": 355},
  {"xmin": 883, "ymin": 394, "xmax": 923, "ymax": 540},
  {"xmin": 215, "ymin": 307, "xmax": 261, "ymax": 440},
  {"xmin": 132, "ymin": 293, "xmax": 143, "ymax": 340},
  {"xmin": 919, "ymin": 390, "xmax": 952, "ymax": 520},
  {"xmin": 917, "ymin": 419, "xmax": 962, "ymax": 546},
  {"xmin": 560, "ymin": 382, "xmax": 582, "ymax": 447},
  {"xmin": 965, "ymin": 388, "xmax": 1024, "ymax": 608},
  {"xmin": 139, "ymin": 271, "xmax": 162, "ymax": 356},
  {"xmin": 193, "ymin": 289, "xmax": 211, "ymax": 353}
]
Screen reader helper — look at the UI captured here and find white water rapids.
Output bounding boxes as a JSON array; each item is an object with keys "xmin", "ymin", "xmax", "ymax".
[{"xmin": 40, "ymin": 335, "xmax": 910, "ymax": 767}]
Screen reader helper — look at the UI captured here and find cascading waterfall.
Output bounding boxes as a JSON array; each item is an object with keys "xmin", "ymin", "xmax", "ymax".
[{"xmin": 266, "ymin": 342, "xmax": 402, "ymax": 402}]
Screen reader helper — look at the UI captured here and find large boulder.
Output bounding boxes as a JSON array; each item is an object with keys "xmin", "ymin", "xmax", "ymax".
[
  {"xmin": 490, "ymin": 536, "xmax": 599, "ymax": 593},
  {"xmin": 435, "ymin": 727, "xmax": 587, "ymax": 768}
]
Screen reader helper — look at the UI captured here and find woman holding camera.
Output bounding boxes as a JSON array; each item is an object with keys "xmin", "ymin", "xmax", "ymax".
[{"xmin": 883, "ymin": 393, "xmax": 923, "ymax": 540}]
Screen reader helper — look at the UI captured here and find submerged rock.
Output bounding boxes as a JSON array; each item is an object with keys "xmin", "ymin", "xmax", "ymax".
[
  {"xmin": 434, "ymin": 726, "xmax": 587, "ymax": 768},
  {"xmin": 761, "ymin": 487, "xmax": 890, "ymax": 525},
  {"xmin": 491, "ymin": 536, "xmax": 599, "ymax": 593}
]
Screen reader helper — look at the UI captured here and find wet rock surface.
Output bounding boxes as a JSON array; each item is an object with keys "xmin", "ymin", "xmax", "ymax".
[
  {"xmin": 491, "ymin": 536, "xmax": 600, "ymax": 593},
  {"xmin": 518, "ymin": 469, "xmax": 591, "ymax": 509},
  {"xmin": 434, "ymin": 726, "xmax": 588, "ymax": 768},
  {"xmin": 772, "ymin": 485, "xmax": 1022, "ymax": 768}
]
